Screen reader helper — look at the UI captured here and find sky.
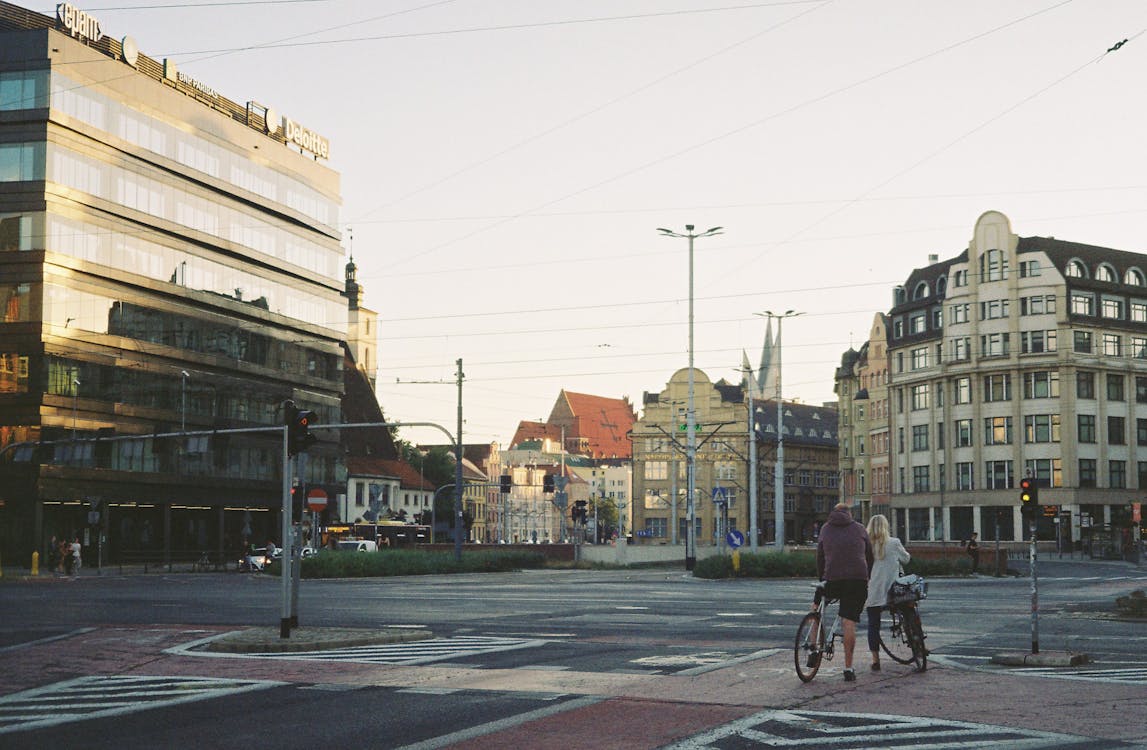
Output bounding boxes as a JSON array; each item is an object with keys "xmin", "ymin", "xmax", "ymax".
[{"xmin": 25, "ymin": 0, "xmax": 1147, "ymax": 448}]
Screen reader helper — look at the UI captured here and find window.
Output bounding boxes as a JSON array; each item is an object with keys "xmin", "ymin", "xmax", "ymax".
[
  {"xmin": 980, "ymin": 299, "xmax": 1009, "ymax": 320},
  {"xmin": 1019, "ymin": 458, "xmax": 1054, "ymax": 488},
  {"xmin": 956, "ymin": 462, "xmax": 974, "ymax": 490},
  {"xmin": 1019, "ymin": 259, "xmax": 1041, "ymax": 278},
  {"xmin": 898, "ymin": 427, "xmax": 904, "ymax": 453},
  {"xmin": 856, "ymin": 436, "xmax": 866, "ymax": 455},
  {"xmin": 912, "ymin": 465, "xmax": 930, "ymax": 492},
  {"xmin": 955, "ymin": 419, "xmax": 973, "ymax": 447},
  {"xmin": 1102, "ymin": 333, "xmax": 1122, "ymax": 357},
  {"xmin": 1077, "ymin": 371, "xmax": 1095, "ymax": 398},
  {"xmin": 1074, "ymin": 331, "xmax": 1092, "ymax": 353},
  {"xmin": 950, "ymin": 303, "xmax": 969, "ymax": 324},
  {"xmin": 644, "ymin": 517, "xmax": 668, "ymax": 538},
  {"xmin": 911, "ymin": 347, "xmax": 929, "ymax": 370},
  {"xmin": 1138, "ymin": 418, "xmax": 1147, "ymax": 446},
  {"xmin": 1020, "ymin": 295, "xmax": 1056, "ymax": 316},
  {"xmin": 1079, "ymin": 459, "xmax": 1097, "ymax": 488},
  {"xmin": 1110, "ymin": 460, "xmax": 1127, "ymax": 489},
  {"xmin": 909, "ymin": 312, "xmax": 926, "ymax": 334},
  {"xmin": 911, "ymin": 384, "xmax": 930, "ymax": 410},
  {"xmin": 984, "ymin": 460, "xmax": 1013, "ymax": 489},
  {"xmin": 953, "ymin": 269, "xmax": 968, "ymax": 287},
  {"xmin": 983, "ymin": 374, "xmax": 1011, "ymax": 402},
  {"xmin": 1133, "ymin": 337, "xmax": 1147, "ymax": 359},
  {"xmin": 936, "ymin": 421, "xmax": 944, "ymax": 449},
  {"xmin": 893, "ymin": 318, "xmax": 904, "ymax": 338},
  {"xmin": 984, "ymin": 416, "xmax": 1012, "ymax": 445},
  {"xmin": 1107, "ymin": 374, "xmax": 1125, "ymax": 401},
  {"xmin": 644, "ymin": 461, "xmax": 668, "ymax": 480},
  {"xmin": 1108, "ymin": 416, "xmax": 1126, "ymax": 445},
  {"xmin": 1132, "ymin": 301, "xmax": 1147, "ymax": 322},
  {"xmin": 1138, "ymin": 376, "xmax": 1147, "ymax": 403},
  {"xmin": 912, "ymin": 424, "xmax": 929, "ymax": 451},
  {"xmin": 913, "ymin": 281, "xmax": 929, "ymax": 299},
  {"xmin": 1101, "ymin": 297, "xmax": 1124, "ymax": 319},
  {"xmin": 1021, "ymin": 330, "xmax": 1057, "ymax": 354},
  {"xmin": 1065, "ymin": 259, "xmax": 1087, "ymax": 278},
  {"xmin": 1078, "ymin": 414, "xmax": 1096, "ymax": 443},
  {"xmin": 1024, "ymin": 414, "xmax": 1060, "ymax": 443},
  {"xmin": 951, "ymin": 337, "xmax": 971, "ymax": 361},
  {"xmin": 981, "ymin": 249, "xmax": 1006, "ymax": 282},
  {"xmin": 1096, "ymin": 263, "xmax": 1117, "ymax": 283},
  {"xmin": 1023, "ymin": 371, "xmax": 1059, "ymax": 399},
  {"xmin": 1070, "ymin": 293, "xmax": 1094, "ymax": 316},
  {"xmin": 953, "ymin": 376, "xmax": 972, "ymax": 404},
  {"xmin": 1126, "ymin": 269, "xmax": 1145, "ymax": 286},
  {"xmin": 980, "ymin": 332, "xmax": 1009, "ymax": 357},
  {"xmin": 932, "ymin": 307, "xmax": 942, "ymax": 329}
]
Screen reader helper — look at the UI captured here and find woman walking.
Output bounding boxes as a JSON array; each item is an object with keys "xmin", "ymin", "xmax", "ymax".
[{"xmin": 864, "ymin": 514, "xmax": 910, "ymax": 671}]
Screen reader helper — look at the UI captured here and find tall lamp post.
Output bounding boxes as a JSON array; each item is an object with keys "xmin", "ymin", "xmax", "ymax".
[
  {"xmin": 180, "ymin": 370, "xmax": 189, "ymax": 434},
  {"xmin": 71, "ymin": 378, "xmax": 80, "ymax": 440},
  {"xmin": 761, "ymin": 309, "xmax": 803, "ymax": 551},
  {"xmin": 658, "ymin": 224, "xmax": 723, "ymax": 570}
]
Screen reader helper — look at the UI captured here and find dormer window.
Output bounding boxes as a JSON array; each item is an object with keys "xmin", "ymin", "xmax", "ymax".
[
  {"xmin": 1065, "ymin": 259, "xmax": 1087, "ymax": 279},
  {"xmin": 1096, "ymin": 263, "xmax": 1117, "ymax": 283},
  {"xmin": 913, "ymin": 281, "xmax": 930, "ymax": 299}
]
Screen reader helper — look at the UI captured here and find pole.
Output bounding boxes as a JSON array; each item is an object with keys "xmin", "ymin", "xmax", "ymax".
[
  {"xmin": 454, "ymin": 358, "xmax": 464, "ymax": 561},
  {"xmin": 747, "ymin": 391, "xmax": 758, "ymax": 552},
  {"xmin": 685, "ymin": 229, "xmax": 697, "ymax": 571},
  {"xmin": 995, "ymin": 509, "xmax": 1002, "ymax": 577},
  {"xmin": 1029, "ymin": 515, "xmax": 1039, "ymax": 653},
  {"xmin": 774, "ymin": 316, "xmax": 785, "ymax": 551},
  {"xmin": 670, "ymin": 457, "xmax": 678, "ymax": 545},
  {"xmin": 280, "ymin": 424, "xmax": 292, "ymax": 638}
]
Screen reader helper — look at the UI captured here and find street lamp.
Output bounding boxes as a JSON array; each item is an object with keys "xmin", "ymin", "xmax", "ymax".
[
  {"xmin": 760, "ymin": 309, "xmax": 803, "ymax": 551},
  {"xmin": 71, "ymin": 378, "xmax": 80, "ymax": 440},
  {"xmin": 180, "ymin": 370, "xmax": 190, "ymax": 434},
  {"xmin": 658, "ymin": 224, "xmax": 723, "ymax": 570}
]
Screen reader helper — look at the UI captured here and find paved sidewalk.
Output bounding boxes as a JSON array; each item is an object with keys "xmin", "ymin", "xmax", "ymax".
[{"xmin": 202, "ymin": 625, "xmax": 432, "ymax": 653}]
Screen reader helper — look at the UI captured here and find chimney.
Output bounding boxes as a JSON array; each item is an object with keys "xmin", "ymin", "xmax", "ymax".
[{"xmin": 928, "ymin": 253, "xmax": 939, "ymax": 265}]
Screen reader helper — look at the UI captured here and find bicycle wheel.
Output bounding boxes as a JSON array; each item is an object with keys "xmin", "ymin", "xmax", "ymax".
[
  {"xmin": 878, "ymin": 607, "xmax": 916, "ymax": 665},
  {"xmin": 904, "ymin": 605, "xmax": 927, "ymax": 671},
  {"xmin": 795, "ymin": 612, "xmax": 824, "ymax": 682}
]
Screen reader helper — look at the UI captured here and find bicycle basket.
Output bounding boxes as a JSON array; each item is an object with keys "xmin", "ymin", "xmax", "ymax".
[{"xmin": 888, "ymin": 574, "xmax": 927, "ymax": 605}]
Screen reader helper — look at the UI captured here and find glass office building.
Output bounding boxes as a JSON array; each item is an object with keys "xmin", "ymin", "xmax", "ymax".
[{"xmin": 0, "ymin": 1, "xmax": 345, "ymax": 565}]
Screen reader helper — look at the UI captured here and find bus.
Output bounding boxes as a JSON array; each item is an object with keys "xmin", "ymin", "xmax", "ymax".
[{"xmin": 324, "ymin": 521, "xmax": 430, "ymax": 549}]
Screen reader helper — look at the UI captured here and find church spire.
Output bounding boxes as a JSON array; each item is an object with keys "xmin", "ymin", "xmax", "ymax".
[{"xmin": 759, "ymin": 317, "xmax": 779, "ymax": 397}]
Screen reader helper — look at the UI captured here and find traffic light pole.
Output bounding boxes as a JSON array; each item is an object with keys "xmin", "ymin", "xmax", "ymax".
[
  {"xmin": 1029, "ymin": 515, "xmax": 1039, "ymax": 654},
  {"xmin": 280, "ymin": 425, "xmax": 292, "ymax": 639}
]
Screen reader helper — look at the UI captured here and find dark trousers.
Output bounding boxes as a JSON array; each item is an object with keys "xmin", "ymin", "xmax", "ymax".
[
  {"xmin": 969, "ymin": 550, "xmax": 980, "ymax": 573},
  {"xmin": 866, "ymin": 606, "xmax": 883, "ymax": 654}
]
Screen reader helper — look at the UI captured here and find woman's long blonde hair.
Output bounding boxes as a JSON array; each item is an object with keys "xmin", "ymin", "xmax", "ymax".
[{"xmin": 867, "ymin": 514, "xmax": 890, "ymax": 561}]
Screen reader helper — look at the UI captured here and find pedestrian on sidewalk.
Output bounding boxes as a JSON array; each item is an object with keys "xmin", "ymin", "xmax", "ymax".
[
  {"xmin": 864, "ymin": 514, "xmax": 910, "ymax": 672},
  {"xmin": 966, "ymin": 532, "xmax": 980, "ymax": 574},
  {"xmin": 71, "ymin": 537, "xmax": 82, "ymax": 574},
  {"xmin": 815, "ymin": 502, "xmax": 874, "ymax": 682}
]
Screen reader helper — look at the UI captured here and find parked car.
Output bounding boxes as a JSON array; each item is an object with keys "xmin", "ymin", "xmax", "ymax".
[
  {"xmin": 335, "ymin": 539, "xmax": 377, "ymax": 552},
  {"xmin": 239, "ymin": 546, "xmax": 316, "ymax": 571}
]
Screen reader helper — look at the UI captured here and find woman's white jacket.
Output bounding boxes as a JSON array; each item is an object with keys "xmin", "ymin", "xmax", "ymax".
[{"xmin": 864, "ymin": 537, "xmax": 910, "ymax": 609}]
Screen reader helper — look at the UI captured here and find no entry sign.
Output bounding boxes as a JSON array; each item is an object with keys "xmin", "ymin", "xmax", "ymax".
[{"xmin": 306, "ymin": 488, "xmax": 328, "ymax": 512}]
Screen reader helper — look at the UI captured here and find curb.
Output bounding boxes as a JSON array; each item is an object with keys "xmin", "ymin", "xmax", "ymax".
[
  {"xmin": 989, "ymin": 651, "xmax": 1092, "ymax": 667},
  {"xmin": 201, "ymin": 626, "xmax": 433, "ymax": 654}
]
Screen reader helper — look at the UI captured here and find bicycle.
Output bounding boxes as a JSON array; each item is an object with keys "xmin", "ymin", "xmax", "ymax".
[
  {"xmin": 877, "ymin": 574, "xmax": 928, "ymax": 671},
  {"xmin": 794, "ymin": 582, "xmax": 842, "ymax": 682}
]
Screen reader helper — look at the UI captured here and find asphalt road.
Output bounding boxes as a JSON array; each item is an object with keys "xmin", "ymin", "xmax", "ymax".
[{"xmin": 1, "ymin": 558, "xmax": 1144, "ymax": 749}]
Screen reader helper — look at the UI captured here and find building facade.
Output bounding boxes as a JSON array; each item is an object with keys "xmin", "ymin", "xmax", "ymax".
[
  {"xmin": 0, "ymin": 2, "xmax": 343, "ymax": 564},
  {"xmin": 835, "ymin": 313, "xmax": 891, "ymax": 523},
  {"xmin": 882, "ymin": 211, "xmax": 1145, "ymax": 550}
]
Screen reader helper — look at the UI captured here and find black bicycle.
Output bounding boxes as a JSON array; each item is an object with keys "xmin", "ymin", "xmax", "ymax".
[
  {"xmin": 878, "ymin": 574, "xmax": 928, "ymax": 671},
  {"xmin": 794, "ymin": 582, "xmax": 842, "ymax": 682}
]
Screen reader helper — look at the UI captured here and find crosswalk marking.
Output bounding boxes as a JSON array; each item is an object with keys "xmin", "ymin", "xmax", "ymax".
[
  {"xmin": 0, "ymin": 675, "xmax": 282, "ymax": 734},
  {"xmin": 1013, "ymin": 666, "xmax": 1147, "ymax": 684},
  {"xmin": 239, "ymin": 635, "xmax": 547, "ymax": 665},
  {"xmin": 663, "ymin": 709, "xmax": 1097, "ymax": 749}
]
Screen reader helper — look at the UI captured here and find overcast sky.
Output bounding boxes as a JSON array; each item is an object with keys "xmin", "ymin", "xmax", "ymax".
[{"xmin": 30, "ymin": 0, "xmax": 1147, "ymax": 447}]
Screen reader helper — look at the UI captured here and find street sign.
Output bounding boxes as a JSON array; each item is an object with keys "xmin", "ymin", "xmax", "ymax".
[
  {"xmin": 1042, "ymin": 504, "xmax": 1059, "ymax": 518},
  {"xmin": 712, "ymin": 487, "xmax": 730, "ymax": 505},
  {"xmin": 1133, "ymin": 502, "xmax": 1142, "ymax": 524},
  {"xmin": 726, "ymin": 530, "xmax": 745, "ymax": 548},
  {"xmin": 306, "ymin": 488, "xmax": 328, "ymax": 511}
]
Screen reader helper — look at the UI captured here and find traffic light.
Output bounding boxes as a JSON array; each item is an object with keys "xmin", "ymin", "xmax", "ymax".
[
  {"xmin": 1019, "ymin": 477, "xmax": 1038, "ymax": 515},
  {"xmin": 500, "ymin": 474, "xmax": 512, "ymax": 494},
  {"xmin": 571, "ymin": 499, "xmax": 588, "ymax": 524},
  {"xmin": 286, "ymin": 404, "xmax": 317, "ymax": 456},
  {"xmin": 543, "ymin": 474, "xmax": 555, "ymax": 493}
]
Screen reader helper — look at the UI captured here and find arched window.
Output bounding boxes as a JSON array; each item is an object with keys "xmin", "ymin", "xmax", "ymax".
[
  {"xmin": 1096, "ymin": 263, "xmax": 1117, "ymax": 283},
  {"xmin": 894, "ymin": 286, "xmax": 906, "ymax": 305},
  {"xmin": 1065, "ymin": 259, "xmax": 1087, "ymax": 279},
  {"xmin": 913, "ymin": 281, "xmax": 930, "ymax": 299},
  {"xmin": 979, "ymin": 249, "xmax": 1005, "ymax": 282},
  {"xmin": 1126, "ymin": 268, "xmax": 1145, "ymax": 286},
  {"xmin": 936, "ymin": 275, "xmax": 947, "ymax": 296}
]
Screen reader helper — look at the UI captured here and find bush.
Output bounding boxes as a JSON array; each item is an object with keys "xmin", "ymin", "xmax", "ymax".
[
  {"xmin": 272, "ymin": 549, "xmax": 548, "ymax": 579},
  {"xmin": 693, "ymin": 550, "xmax": 817, "ymax": 579}
]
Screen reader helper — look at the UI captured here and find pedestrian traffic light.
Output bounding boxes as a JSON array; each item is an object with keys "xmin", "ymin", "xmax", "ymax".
[
  {"xmin": 286, "ymin": 403, "xmax": 317, "ymax": 456},
  {"xmin": 500, "ymin": 474, "xmax": 512, "ymax": 494},
  {"xmin": 543, "ymin": 474, "xmax": 555, "ymax": 493},
  {"xmin": 1019, "ymin": 477, "xmax": 1037, "ymax": 515},
  {"xmin": 571, "ymin": 499, "xmax": 588, "ymax": 523}
]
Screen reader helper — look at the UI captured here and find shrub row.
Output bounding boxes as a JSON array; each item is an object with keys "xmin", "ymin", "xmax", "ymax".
[
  {"xmin": 265, "ymin": 549, "xmax": 548, "ymax": 578},
  {"xmin": 692, "ymin": 550, "xmax": 971, "ymax": 579}
]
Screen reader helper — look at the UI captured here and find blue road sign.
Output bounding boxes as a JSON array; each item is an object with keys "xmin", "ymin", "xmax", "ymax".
[{"xmin": 726, "ymin": 530, "xmax": 745, "ymax": 548}]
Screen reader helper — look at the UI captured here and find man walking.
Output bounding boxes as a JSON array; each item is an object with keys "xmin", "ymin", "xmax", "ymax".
[
  {"xmin": 815, "ymin": 502, "xmax": 874, "ymax": 682},
  {"xmin": 966, "ymin": 532, "xmax": 980, "ymax": 574}
]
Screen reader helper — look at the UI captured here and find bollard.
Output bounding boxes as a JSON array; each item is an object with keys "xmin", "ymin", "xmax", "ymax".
[
  {"xmin": 732, "ymin": 550, "xmax": 741, "ymax": 574},
  {"xmin": 31, "ymin": 550, "xmax": 39, "ymax": 576}
]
